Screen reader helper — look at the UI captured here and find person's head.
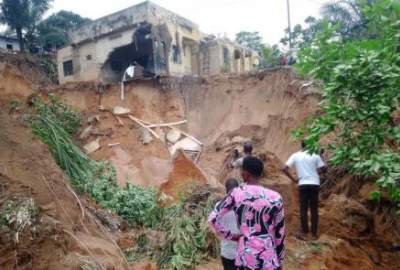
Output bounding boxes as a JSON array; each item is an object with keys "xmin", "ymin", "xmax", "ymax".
[
  {"xmin": 241, "ymin": 156, "xmax": 264, "ymax": 183},
  {"xmin": 243, "ymin": 142, "xmax": 253, "ymax": 155},
  {"xmin": 225, "ymin": 178, "xmax": 239, "ymax": 194}
]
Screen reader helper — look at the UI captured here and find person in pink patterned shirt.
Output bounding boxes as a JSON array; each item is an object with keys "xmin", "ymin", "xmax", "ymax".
[{"xmin": 208, "ymin": 156, "xmax": 285, "ymax": 270}]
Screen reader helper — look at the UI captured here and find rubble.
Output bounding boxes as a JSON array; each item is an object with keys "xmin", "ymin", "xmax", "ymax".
[
  {"xmin": 87, "ymin": 115, "xmax": 100, "ymax": 124},
  {"xmin": 83, "ymin": 138, "xmax": 101, "ymax": 154},
  {"xmin": 113, "ymin": 106, "xmax": 131, "ymax": 115},
  {"xmin": 169, "ymin": 137, "xmax": 202, "ymax": 157},
  {"xmin": 140, "ymin": 128, "xmax": 154, "ymax": 145},
  {"xmin": 79, "ymin": 125, "xmax": 93, "ymax": 140},
  {"xmin": 166, "ymin": 129, "xmax": 182, "ymax": 143}
]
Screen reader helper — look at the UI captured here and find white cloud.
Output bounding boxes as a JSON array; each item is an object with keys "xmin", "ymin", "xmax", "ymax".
[{"xmin": 49, "ymin": 0, "xmax": 332, "ymax": 45}]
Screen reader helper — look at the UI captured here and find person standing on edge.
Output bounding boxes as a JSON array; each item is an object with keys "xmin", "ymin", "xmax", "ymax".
[
  {"xmin": 209, "ymin": 156, "xmax": 285, "ymax": 270},
  {"xmin": 231, "ymin": 142, "xmax": 254, "ymax": 169},
  {"xmin": 282, "ymin": 141, "xmax": 327, "ymax": 240},
  {"xmin": 218, "ymin": 178, "xmax": 240, "ymax": 270}
]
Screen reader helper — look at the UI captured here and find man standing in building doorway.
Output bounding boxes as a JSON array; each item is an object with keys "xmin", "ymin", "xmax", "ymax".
[{"xmin": 282, "ymin": 141, "xmax": 327, "ymax": 240}]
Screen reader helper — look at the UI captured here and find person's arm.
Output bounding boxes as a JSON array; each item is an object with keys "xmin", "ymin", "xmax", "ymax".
[
  {"xmin": 316, "ymin": 155, "xmax": 328, "ymax": 174},
  {"xmin": 282, "ymin": 166, "xmax": 298, "ymax": 184},
  {"xmin": 208, "ymin": 193, "xmax": 237, "ymax": 240},
  {"xmin": 273, "ymin": 199, "xmax": 286, "ymax": 267},
  {"xmin": 282, "ymin": 154, "xmax": 298, "ymax": 184}
]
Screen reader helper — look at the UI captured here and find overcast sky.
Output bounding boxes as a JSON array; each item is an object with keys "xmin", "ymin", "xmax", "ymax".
[{"xmin": 49, "ymin": 0, "xmax": 332, "ymax": 45}]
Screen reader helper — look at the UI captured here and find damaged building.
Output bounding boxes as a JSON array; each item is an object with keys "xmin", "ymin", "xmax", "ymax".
[{"xmin": 57, "ymin": 1, "xmax": 259, "ymax": 84}]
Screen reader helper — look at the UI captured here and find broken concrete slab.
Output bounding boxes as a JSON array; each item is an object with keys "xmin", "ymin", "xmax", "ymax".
[
  {"xmin": 166, "ymin": 129, "xmax": 182, "ymax": 144},
  {"xmin": 80, "ymin": 125, "xmax": 93, "ymax": 140},
  {"xmin": 87, "ymin": 115, "xmax": 101, "ymax": 124},
  {"xmin": 169, "ymin": 137, "xmax": 201, "ymax": 157},
  {"xmin": 140, "ymin": 128, "xmax": 154, "ymax": 145},
  {"xmin": 230, "ymin": 136, "xmax": 249, "ymax": 144},
  {"xmin": 113, "ymin": 106, "xmax": 131, "ymax": 115},
  {"xmin": 83, "ymin": 138, "xmax": 101, "ymax": 154}
]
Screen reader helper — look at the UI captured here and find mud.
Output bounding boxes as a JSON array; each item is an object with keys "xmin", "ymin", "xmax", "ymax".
[
  {"xmin": 0, "ymin": 109, "xmax": 130, "ymax": 269},
  {"xmin": 0, "ymin": 52, "xmax": 399, "ymax": 269}
]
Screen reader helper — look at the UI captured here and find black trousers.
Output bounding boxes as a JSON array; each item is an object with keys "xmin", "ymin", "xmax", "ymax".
[
  {"xmin": 221, "ymin": 257, "xmax": 237, "ymax": 270},
  {"xmin": 299, "ymin": 185, "xmax": 319, "ymax": 236}
]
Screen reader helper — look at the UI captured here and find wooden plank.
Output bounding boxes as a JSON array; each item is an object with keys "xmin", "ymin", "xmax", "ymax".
[
  {"xmin": 108, "ymin": 143, "xmax": 121, "ymax": 147},
  {"xmin": 128, "ymin": 115, "xmax": 160, "ymax": 139},
  {"xmin": 169, "ymin": 127, "xmax": 203, "ymax": 146},
  {"xmin": 122, "ymin": 115, "xmax": 152, "ymax": 126},
  {"xmin": 115, "ymin": 116, "xmax": 125, "ymax": 126},
  {"xmin": 147, "ymin": 120, "xmax": 187, "ymax": 128}
]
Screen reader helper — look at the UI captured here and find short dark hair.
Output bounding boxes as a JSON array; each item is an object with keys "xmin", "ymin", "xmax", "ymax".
[
  {"xmin": 242, "ymin": 156, "xmax": 264, "ymax": 178},
  {"xmin": 225, "ymin": 178, "xmax": 239, "ymax": 193},
  {"xmin": 243, "ymin": 142, "xmax": 253, "ymax": 154}
]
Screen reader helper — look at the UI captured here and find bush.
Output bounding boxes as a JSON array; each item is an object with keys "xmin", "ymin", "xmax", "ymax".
[
  {"xmin": 33, "ymin": 94, "xmax": 82, "ymax": 135},
  {"xmin": 295, "ymin": 0, "xmax": 400, "ymax": 208}
]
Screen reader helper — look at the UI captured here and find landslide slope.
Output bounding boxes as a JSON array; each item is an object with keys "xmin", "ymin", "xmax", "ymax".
[{"xmin": 0, "ymin": 108, "xmax": 131, "ymax": 269}]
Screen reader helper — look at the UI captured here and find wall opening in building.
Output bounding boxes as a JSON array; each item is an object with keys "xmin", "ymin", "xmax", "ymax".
[
  {"xmin": 6, "ymin": 44, "xmax": 13, "ymax": 50},
  {"xmin": 101, "ymin": 24, "xmax": 165, "ymax": 83},
  {"xmin": 63, "ymin": 60, "xmax": 74, "ymax": 77},
  {"xmin": 234, "ymin": 50, "xmax": 241, "ymax": 59},
  {"xmin": 222, "ymin": 47, "xmax": 231, "ymax": 72},
  {"xmin": 172, "ymin": 45, "xmax": 181, "ymax": 63}
]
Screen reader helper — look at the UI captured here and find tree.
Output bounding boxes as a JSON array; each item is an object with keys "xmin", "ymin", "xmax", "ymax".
[
  {"xmin": 37, "ymin": 11, "xmax": 90, "ymax": 51},
  {"xmin": 281, "ymin": 16, "xmax": 325, "ymax": 50},
  {"xmin": 281, "ymin": 1, "xmax": 380, "ymax": 50},
  {"xmin": 0, "ymin": 0, "xmax": 53, "ymax": 52},
  {"xmin": 295, "ymin": 0, "xmax": 400, "ymax": 208},
  {"xmin": 235, "ymin": 31, "xmax": 264, "ymax": 52},
  {"xmin": 260, "ymin": 44, "xmax": 281, "ymax": 68},
  {"xmin": 235, "ymin": 31, "xmax": 281, "ymax": 68},
  {"xmin": 320, "ymin": 0, "xmax": 377, "ymax": 39}
]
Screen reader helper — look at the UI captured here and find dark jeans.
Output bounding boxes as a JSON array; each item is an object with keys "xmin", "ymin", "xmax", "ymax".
[
  {"xmin": 221, "ymin": 257, "xmax": 237, "ymax": 270},
  {"xmin": 299, "ymin": 185, "xmax": 319, "ymax": 236}
]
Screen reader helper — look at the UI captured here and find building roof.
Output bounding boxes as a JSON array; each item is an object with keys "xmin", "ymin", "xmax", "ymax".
[
  {"xmin": 69, "ymin": 1, "xmax": 198, "ymax": 45},
  {"xmin": 0, "ymin": 34, "xmax": 18, "ymax": 41}
]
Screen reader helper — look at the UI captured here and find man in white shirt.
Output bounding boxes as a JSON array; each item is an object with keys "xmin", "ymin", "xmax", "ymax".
[
  {"xmin": 218, "ymin": 178, "xmax": 240, "ymax": 270},
  {"xmin": 282, "ymin": 141, "xmax": 327, "ymax": 240}
]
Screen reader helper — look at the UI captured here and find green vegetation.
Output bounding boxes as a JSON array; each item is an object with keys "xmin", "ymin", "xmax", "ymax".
[
  {"xmin": 0, "ymin": 199, "xmax": 39, "ymax": 242},
  {"xmin": 29, "ymin": 97, "xmax": 217, "ymax": 269},
  {"xmin": 158, "ymin": 191, "xmax": 219, "ymax": 270},
  {"xmin": 33, "ymin": 94, "xmax": 81, "ymax": 134},
  {"xmin": 0, "ymin": 0, "xmax": 53, "ymax": 52},
  {"xmin": 30, "ymin": 96, "xmax": 161, "ymax": 227},
  {"xmin": 281, "ymin": 1, "xmax": 379, "ymax": 50},
  {"xmin": 294, "ymin": 0, "xmax": 400, "ymax": 208},
  {"xmin": 37, "ymin": 11, "xmax": 91, "ymax": 51},
  {"xmin": 235, "ymin": 31, "xmax": 281, "ymax": 68}
]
